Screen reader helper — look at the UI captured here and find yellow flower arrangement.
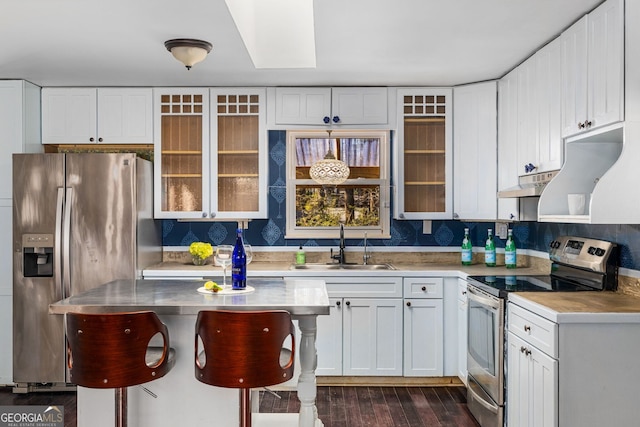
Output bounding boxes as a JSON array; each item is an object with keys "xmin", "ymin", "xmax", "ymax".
[{"xmin": 189, "ymin": 242, "xmax": 213, "ymax": 260}]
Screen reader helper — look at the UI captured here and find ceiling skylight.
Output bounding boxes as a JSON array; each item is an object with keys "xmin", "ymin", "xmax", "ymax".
[{"xmin": 224, "ymin": 0, "xmax": 316, "ymax": 69}]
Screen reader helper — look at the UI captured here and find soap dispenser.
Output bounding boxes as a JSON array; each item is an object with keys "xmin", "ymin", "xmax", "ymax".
[{"xmin": 296, "ymin": 246, "xmax": 306, "ymax": 265}]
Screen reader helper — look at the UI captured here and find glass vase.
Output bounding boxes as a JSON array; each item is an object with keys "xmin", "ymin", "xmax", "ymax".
[{"xmin": 192, "ymin": 256, "xmax": 208, "ymax": 266}]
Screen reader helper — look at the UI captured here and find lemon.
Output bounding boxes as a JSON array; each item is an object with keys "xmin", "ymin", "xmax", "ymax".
[{"xmin": 204, "ymin": 280, "xmax": 222, "ymax": 292}]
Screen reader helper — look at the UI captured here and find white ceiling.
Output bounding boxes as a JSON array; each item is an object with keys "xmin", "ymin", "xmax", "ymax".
[{"xmin": 1, "ymin": 0, "xmax": 604, "ymax": 88}]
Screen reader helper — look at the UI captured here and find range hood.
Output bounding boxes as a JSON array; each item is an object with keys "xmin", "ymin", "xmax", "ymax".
[{"xmin": 497, "ymin": 170, "xmax": 559, "ymax": 198}]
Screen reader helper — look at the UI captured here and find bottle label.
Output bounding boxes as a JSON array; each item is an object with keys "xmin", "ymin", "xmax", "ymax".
[
  {"xmin": 505, "ymin": 251, "xmax": 517, "ymax": 266},
  {"xmin": 485, "ymin": 250, "xmax": 496, "ymax": 264},
  {"xmin": 461, "ymin": 249, "xmax": 472, "ymax": 263}
]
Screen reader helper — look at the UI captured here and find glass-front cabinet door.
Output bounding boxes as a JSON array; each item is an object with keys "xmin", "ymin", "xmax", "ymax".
[
  {"xmin": 153, "ymin": 88, "xmax": 267, "ymax": 219},
  {"xmin": 211, "ymin": 88, "xmax": 267, "ymax": 219},
  {"xmin": 153, "ymin": 88, "xmax": 210, "ymax": 219},
  {"xmin": 394, "ymin": 88, "xmax": 452, "ymax": 220}
]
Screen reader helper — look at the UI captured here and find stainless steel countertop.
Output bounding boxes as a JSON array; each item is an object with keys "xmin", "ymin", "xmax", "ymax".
[{"xmin": 49, "ymin": 277, "xmax": 330, "ymax": 316}]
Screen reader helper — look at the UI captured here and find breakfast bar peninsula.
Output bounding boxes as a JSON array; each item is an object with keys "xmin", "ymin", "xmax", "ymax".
[{"xmin": 50, "ymin": 277, "xmax": 330, "ymax": 427}]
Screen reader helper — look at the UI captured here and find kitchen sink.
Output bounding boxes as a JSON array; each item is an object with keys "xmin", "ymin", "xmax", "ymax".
[{"xmin": 290, "ymin": 263, "xmax": 395, "ymax": 270}]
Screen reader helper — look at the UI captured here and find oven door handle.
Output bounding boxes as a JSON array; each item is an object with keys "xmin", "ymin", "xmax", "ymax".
[
  {"xmin": 468, "ymin": 378, "xmax": 500, "ymax": 414},
  {"xmin": 467, "ymin": 285, "xmax": 501, "ymax": 310}
]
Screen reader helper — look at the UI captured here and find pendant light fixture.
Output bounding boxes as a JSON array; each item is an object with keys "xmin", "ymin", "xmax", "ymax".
[
  {"xmin": 164, "ymin": 39, "xmax": 213, "ymax": 70},
  {"xmin": 309, "ymin": 131, "xmax": 350, "ymax": 186}
]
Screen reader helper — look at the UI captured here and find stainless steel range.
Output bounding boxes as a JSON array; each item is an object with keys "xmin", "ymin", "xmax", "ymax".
[{"xmin": 465, "ymin": 236, "xmax": 618, "ymax": 427}]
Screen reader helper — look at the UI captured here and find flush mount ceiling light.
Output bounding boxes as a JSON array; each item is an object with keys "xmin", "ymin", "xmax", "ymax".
[
  {"xmin": 309, "ymin": 131, "xmax": 350, "ymax": 186},
  {"xmin": 164, "ymin": 38, "xmax": 213, "ymax": 70}
]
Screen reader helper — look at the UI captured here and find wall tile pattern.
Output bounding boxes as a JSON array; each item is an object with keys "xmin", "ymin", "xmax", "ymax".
[{"xmin": 161, "ymin": 131, "xmax": 640, "ymax": 270}]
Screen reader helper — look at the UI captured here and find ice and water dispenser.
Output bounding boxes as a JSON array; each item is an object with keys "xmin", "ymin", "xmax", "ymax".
[{"xmin": 22, "ymin": 234, "xmax": 54, "ymax": 277}]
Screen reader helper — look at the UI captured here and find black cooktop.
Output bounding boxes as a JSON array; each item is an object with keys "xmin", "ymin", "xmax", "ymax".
[{"xmin": 467, "ymin": 274, "xmax": 598, "ymax": 298}]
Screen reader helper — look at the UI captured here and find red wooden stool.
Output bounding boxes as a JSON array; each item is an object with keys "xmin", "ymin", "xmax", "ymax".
[
  {"xmin": 66, "ymin": 311, "xmax": 176, "ymax": 427},
  {"xmin": 195, "ymin": 310, "xmax": 296, "ymax": 427}
]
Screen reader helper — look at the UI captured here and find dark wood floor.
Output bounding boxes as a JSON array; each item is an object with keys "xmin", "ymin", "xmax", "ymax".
[{"xmin": 0, "ymin": 385, "xmax": 479, "ymax": 427}]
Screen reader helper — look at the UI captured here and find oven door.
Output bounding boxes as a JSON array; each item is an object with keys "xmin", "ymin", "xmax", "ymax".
[{"xmin": 467, "ymin": 284, "xmax": 504, "ymax": 406}]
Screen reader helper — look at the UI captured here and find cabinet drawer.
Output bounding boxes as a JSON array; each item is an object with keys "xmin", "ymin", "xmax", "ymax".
[
  {"xmin": 508, "ymin": 303, "xmax": 558, "ymax": 358},
  {"xmin": 403, "ymin": 278, "xmax": 443, "ymax": 299},
  {"xmin": 315, "ymin": 277, "xmax": 403, "ymax": 298}
]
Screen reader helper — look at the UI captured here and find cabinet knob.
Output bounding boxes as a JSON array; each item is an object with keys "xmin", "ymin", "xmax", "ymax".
[
  {"xmin": 585, "ymin": 120, "xmax": 592, "ymax": 128},
  {"xmin": 336, "ymin": 301, "xmax": 341, "ymax": 307},
  {"xmin": 578, "ymin": 122, "xmax": 586, "ymax": 129},
  {"xmin": 524, "ymin": 325, "xmax": 531, "ymax": 332},
  {"xmin": 525, "ymin": 163, "xmax": 537, "ymax": 173},
  {"xmin": 453, "ymin": 213, "xmax": 459, "ymax": 219},
  {"xmin": 421, "ymin": 286, "xmax": 427, "ymax": 291},
  {"xmin": 323, "ymin": 116, "xmax": 330, "ymax": 124},
  {"xmin": 332, "ymin": 116, "xmax": 340, "ymax": 123},
  {"xmin": 98, "ymin": 137, "xmax": 103, "ymax": 142},
  {"xmin": 345, "ymin": 301, "xmax": 350, "ymax": 306},
  {"xmin": 399, "ymin": 213, "xmax": 405, "ymax": 219},
  {"xmin": 520, "ymin": 346, "xmax": 531, "ymax": 356},
  {"xmin": 202, "ymin": 212, "xmax": 207, "ymax": 218},
  {"xmin": 510, "ymin": 213, "xmax": 515, "ymax": 220},
  {"xmin": 406, "ymin": 301, "xmax": 411, "ymax": 307},
  {"xmin": 462, "ymin": 291, "xmax": 467, "ymax": 295},
  {"xmin": 89, "ymin": 137, "xmax": 95, "ymax": 142},
  {"xmin": 210, "ymin": 212, "xmax": 216, "ymax": 218}
]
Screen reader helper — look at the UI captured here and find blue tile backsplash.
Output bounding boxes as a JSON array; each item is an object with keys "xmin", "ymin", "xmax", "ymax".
[{"xmin": 162, "ymin": 131, "xmax": 640, "ymax": 271}]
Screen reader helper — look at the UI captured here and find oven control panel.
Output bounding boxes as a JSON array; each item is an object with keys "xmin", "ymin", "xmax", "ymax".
[{"xmin": 549, "ymin": 236, "xmax": 617, "ymax": 273}]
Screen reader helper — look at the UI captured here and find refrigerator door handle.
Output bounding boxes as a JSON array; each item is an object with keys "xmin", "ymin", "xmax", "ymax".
[
  {"xmin": 54, "ymin": 187, "xmax": 64, "ymax": 296},
  {"xmin": 62, "ymin": 187, "xmax": 73, "ymax": 298}
]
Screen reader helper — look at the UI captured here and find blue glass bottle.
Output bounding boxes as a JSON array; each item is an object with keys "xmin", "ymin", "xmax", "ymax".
[{"xmin": 231, "ymin": 228, "xmax": 246, "ymax": 289}]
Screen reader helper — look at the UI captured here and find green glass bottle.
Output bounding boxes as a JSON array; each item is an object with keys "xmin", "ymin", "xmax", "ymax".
[
  {"xmin": 461, "ymin": 228, "xmax": 472, "ymax": 265},
  {"xmin": 505, "ymin": 229, "xmax": 517, "ymax": 269},
  {"xmin": 485, "ymin": 228, "xmax": 496, "ymax": 267}
]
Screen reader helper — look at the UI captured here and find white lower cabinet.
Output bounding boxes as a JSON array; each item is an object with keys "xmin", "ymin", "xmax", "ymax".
[
  {"xmin": 403, "ymin": 278, "xmax": 443, "ymax": 377},
  {"xmin": 315, "ymin": 297, "xmax": 343, "ymax": 376},
  {"xmin": 456, "ymin": 279, "xmax": 468, "ymax": 384},
  {"xmin": 507, "ymin": 303, "xmax": 558, "ymax": 427},
  {"xmin": 344, "ymin": 298, "xmax": 403, "ymax": 376},
  {"xmin": 315, "ymin": 276, "xmax": 403, "ymax": 376},
  {"xmin": 507, "ymin": 332, "xmax": 558, "ymax": 427},
  {"xmin": 507, "ymin": 296, "xmax": 640, "ymax": 427}
]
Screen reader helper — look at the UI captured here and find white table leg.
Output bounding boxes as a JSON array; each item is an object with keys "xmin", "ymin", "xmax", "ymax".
[{"xmin": 296, "ymin": 315, "xmax": 324, "ymax": 427}]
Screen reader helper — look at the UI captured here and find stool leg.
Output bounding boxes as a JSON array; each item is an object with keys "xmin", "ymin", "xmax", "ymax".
[
  {"xmin": 115, "ymin": 387, "xmax": 127, "ymax": 427},
  {"xmin": 239, "ymin": 388, "xmax": 251, "ymax": 427}
]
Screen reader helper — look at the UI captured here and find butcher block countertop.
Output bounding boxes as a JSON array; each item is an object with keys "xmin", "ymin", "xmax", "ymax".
[{"xmin": 509, "ymin": 291, "xmax": 640, "ymax": 323}]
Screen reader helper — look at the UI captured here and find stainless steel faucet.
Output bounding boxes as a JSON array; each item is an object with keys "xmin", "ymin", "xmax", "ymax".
[{"xmin": 363, "ymin": 232, "xmax": 371, "ymax": 265}]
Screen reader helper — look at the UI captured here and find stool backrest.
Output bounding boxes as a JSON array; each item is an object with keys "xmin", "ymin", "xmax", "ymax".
[
  {"xmin": 195, "ymin": 310, "xmax": 295, "ymax": 389},
  {"xmin": 66, "ymin": 311, "xmax": 173, "ymax": 389}
]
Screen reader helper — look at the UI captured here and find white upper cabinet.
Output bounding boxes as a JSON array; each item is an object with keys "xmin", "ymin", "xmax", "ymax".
[
  {"xmin": 560, "ymin": 0, "xmax": 624, "ymax": 138},
  {"xmin": 497, "ymin": 69, "xmax": 520, "ymax": 221},
  {"xmin": 273, "ymin": 87, "xmax": 388, "ymax": 126},
  {"xmin": 153, "ymin": 88, "xmax": 268, "ymax": 220},
  {"xmin": 42, "ymin": 88, "xmax": 153, "ymax": 144},
  {"xmin": 0, "ymin": 80, "xmax": 41, "ymax": 198},
  {"xmin": 394, "ymin": 88, "xmax": 453, "ymax": 220},
  {"xmin": 517, "ymin": 37, "xmax": 563, "ymax": 176},
  {"xmin": 210, "ymin": 88, "xmax": 268, "ymax": 219},
  {"xmin": 453, "ymin": 82, "xmax": 497, "ymax": 220}
]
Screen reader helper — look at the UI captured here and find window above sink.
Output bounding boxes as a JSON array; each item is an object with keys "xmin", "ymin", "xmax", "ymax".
[{"xmin": 285, "ymin": 129, "xmax": 390, "ymax": 239}]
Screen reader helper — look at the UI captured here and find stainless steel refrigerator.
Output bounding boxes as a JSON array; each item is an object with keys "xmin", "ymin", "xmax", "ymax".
[{"xmin": 12, "ymin": 153, "xmax": 162, "ymax": 392}]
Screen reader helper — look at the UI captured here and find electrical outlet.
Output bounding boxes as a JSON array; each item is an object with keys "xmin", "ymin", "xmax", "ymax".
[
  {"xmin": 495, "ymin": 222, "xmax": 508, "ymax": 239},
  {"xmin": 423, "ymin": 220, "xmax": 432, "ymax": 234}
]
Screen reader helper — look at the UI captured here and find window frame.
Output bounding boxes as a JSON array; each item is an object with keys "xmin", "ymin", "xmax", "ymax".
[{"xmin": 285, "ymin": 129, "xmax": 390, "ymax": 239}]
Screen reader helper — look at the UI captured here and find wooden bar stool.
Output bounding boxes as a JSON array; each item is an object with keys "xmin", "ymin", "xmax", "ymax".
[
  {"xmin": 66, "ymin": 311, "xmax": 176, "ymax": 427},
  {"xmin": 195, "ymin": 310, "xmax": 295, "ymax": 427}
]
